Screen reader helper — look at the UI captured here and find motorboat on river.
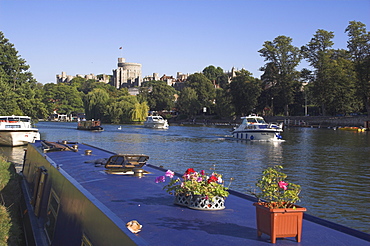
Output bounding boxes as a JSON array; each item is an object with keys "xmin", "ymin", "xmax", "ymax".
[
  {"xmin": 0, "ymin": 115, "xmax": 40, "ymax": 146},
  {"xmin": 143, "ymin": 115, "xmax": 169, "ymax": 129},
  {"xmin": 77, "ymin": 119, "xmax": 103, "ymax": 131},
  {"xmin": 232, "ymin": 114, "xmax": 284, "ymax": 141}
]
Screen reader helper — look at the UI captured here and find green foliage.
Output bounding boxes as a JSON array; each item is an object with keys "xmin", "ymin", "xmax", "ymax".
[
  {"xmin": 84, "ymin": 88, "xmax": 110, "ymax": 120},
  {"xmin": 0, "ymin": 157, "xmax": 24, "ymax": 246},
  {"xmin": 345, "ymin": 21, "xmax": 370, "ymax": 114},
  {"xmin": 255, "ymin": 165, "xmax": 301, "ymax": 209},
  {"xmin": 106, "ymin": 95, "xmax": 148, "ymax": 123},
  {"xmin": 185, "ymin": 73, "xmax": 216, "ymax": 110},
  {"xmin": 42, "ymin": 83, "xmax": 84, "ymax": 115},
  {"xmin": 0, "ymin": 31, "xmax": 47, "ymax": 118},
  {"xmin": 130, "ymin": 101, "xmax": 149, "ymax": 122},
  {"xmin": 158, "ymin": 168, "xmax": 229, "ymax": 200},
  {"xmin": 145, "ymin": 81, "xmax": 177, "ymax": 111},
  {"xmin": 259, "ymin": 36, "xmax": 302, "ymax": 116},
  {"xmin": 0, "ymin": 205, "xmax": 11, "ymax": 246},
  {"xmin": 0, "ymin": 157, "xmax": 11, "ymax": 245},
  {"xmin": 176, "ymin": 87, "xmax": 200, "ymax": 116},
  {"xmin": 202, "ymin": 65, "xmax": 224, "ymax": 83},
  {"xmin": 301, "ymin": 28, "xmax": 363, "ymax": 115},
  {"xmin": 229, "ymin": 69, "xmax": 262, "ymax": 115},
  {"xmin": 214, "ymin": 88, "xmax": 234, "ymax": 118},
  {"xmin": 0, "ymin": 160, "xmax": 10, "ymax": 190}
]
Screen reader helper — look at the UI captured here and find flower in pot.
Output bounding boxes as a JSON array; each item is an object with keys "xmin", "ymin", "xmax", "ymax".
[
  {"xmin": 155, "ymin": 168, "xmax": 229, "ymax": 210},
  {"xmin": 253, "ymin": 165, "xmax": 306, "ymax": 243}
]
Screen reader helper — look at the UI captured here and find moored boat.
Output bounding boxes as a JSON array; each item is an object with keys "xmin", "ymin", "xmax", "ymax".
[
  {"xmin": 77, "ymin": 119, "xmax": 103, "ymax": 131},
  {"xmin": 143, "ymin": 115, "xmax": 169, "ymax": 129},
  {"xmin": 232, "ymin": 114, "xmax": 284, "ymax": 141},
  {"xmin": 20, "ymin": 140, "xmax": 370, "ymax": 245},
  {"xmin": 0, "ymin": 115, "xmax": 40, "ymax": 146}
]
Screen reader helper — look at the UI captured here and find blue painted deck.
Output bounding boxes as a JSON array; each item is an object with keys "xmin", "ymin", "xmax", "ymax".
[{"xmin": 28, "ymin": 141, "xmax": 370, "ymax": 245}]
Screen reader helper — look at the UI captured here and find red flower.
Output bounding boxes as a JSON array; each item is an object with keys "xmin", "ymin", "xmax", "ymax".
[
  {"xmin": 185, "ymin": 168, "xmax": 196, "ymax": 174},
  {"xmin": 207, "ymin": 175, "xmax": 218, "ymax": 183}
]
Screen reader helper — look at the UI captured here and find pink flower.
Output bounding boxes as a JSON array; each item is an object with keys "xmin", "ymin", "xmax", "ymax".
[
  {"xmin": 197, "ymin": 177, "xmax": 203, "ymax": 182},
  {"xmin": 155, "ymin": 176, "xmax": 166, "ymax": 183},
  {"xmin": 278, "ymin": 181, "xmax": 288, "ymax": 190},
  {"xmin": 165, "ymin": 170, "xmax": 174, "ymax": 178},
  {"xmin": 200, "ymin": 170, "xmax": 205, "ymax": 175}
]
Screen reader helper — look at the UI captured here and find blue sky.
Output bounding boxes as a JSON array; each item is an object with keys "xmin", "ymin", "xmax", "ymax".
[{"xmin": 1, "ymin": 0, "xmax": 369, "ymax": 84}]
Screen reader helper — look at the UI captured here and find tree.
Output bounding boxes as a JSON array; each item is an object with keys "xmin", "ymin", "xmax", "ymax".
[
  {"xmin": 259, "ymin": 36, "xmax": 302, "ymax": 116},
  {"xmin": 301, "ymin": 29, "xmax": 335, "ymax": 115},
  {"xmin": 260, "ymin": 62, "xmax": 279, "ymax": 115},
  {"xmin": 229, "ymin": 69, "xmax": 261, "ymax": 116},
  {"xmin": 0, "ymin": 31, "xmax": 47, "ymax": 118},
  {"xmin": 345, "ymin": 21, "xmax": 370, "ymax": 114},
  {"xmin": 214, "ymin": 88, "xmax": 234, "ymax": 118},
  {"xmin": 326, "ymin": 49, "xmax": 359, "ymax": 115},
  {"xmin": 84, "ymin": 88, "xmax": 110, "ymax": 120},
  {"xmin": 176, "ymin": 87, "xmax": 200, "ymax": 116},
  {"xmin": 203, "ymin": 65, "xmax": 224, "ymax": 85},
  {"xmin": 144, "ymin": 81, "xmax": 177, "ymax": 111},
  {"xmin": 106, "ymin": 95, "xmax": 148, "ymax": 123},
  {"xmin": 216, "ymin": 73, "xmax": 230, "ymax": 89},
  {"xmin": 42, "ymin": 83, "xmax": 84, "ymax": 115},
  {"xmin": 185, "ymin": 73, "xmax": 216, "ymax": 113}
]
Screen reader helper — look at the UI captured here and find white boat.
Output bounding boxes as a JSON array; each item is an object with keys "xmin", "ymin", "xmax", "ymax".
[
  {"xmin": 0, "ymin": 115, "xmax": 40, "ymax": 146},
  {"xmin": 232, "ymin": 114, "xmax": 284, "ymax": 141},
  {"xmin": 143, "ymin": 115, "xmax": 169, "ymax": 129}
]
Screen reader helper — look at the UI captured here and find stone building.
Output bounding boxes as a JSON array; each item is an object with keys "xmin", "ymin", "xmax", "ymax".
[
  {"xmin": 112, "ymin": 58, "xmax": 142, "ymax": 89},
  {"xmin": 56, "ymin": 72, "xmax": 110, "ymax": 84},
  {"xmin": 143, "ymin": 73, "xmax": 160, "ymax": 82}
]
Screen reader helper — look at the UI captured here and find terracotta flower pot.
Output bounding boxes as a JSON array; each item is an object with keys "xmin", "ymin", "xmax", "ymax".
[{"xmin": 253, "ymin": 202, "xmax": 306, "ymax": 243}]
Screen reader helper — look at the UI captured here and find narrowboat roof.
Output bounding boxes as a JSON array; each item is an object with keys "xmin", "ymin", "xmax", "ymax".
[{"xmin": 23, "ymin": 140, "xmax": 370, "ymax": 245}]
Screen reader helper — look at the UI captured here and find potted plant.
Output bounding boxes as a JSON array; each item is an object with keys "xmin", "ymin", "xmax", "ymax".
[
  {"xmin": 155, "ymin": 168, "xmax": 229, "ymax": 210},
  {"xmin": 253, "ymin": 165, "xmax": 306, "ymax": 243}
]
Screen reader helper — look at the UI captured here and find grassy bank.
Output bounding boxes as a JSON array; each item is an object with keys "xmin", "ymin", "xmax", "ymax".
[{"xmin": 0, "ymin": 156, "xmax": 25, "ymax": 246}]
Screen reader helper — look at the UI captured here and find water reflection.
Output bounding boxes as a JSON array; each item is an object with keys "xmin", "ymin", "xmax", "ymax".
[{"xmin": 0, "ymin": 146, "xmax": 26, "ymax": 172}]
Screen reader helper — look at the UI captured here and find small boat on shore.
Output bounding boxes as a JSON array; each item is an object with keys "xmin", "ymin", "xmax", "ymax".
[
  {"xmin": 77, "ymin": 119, "xmax": 103, "ymax": 131},
  {"xmin": 232, "ymin": 114, "xmax": 283, "ymax": 141},
  {"xmin": 0, "ymin": 115, "xmax": 40, "ymax": 146},
  {"xmin": 143, "ymin": 115, "xmax": 169, "ymax": 129}
]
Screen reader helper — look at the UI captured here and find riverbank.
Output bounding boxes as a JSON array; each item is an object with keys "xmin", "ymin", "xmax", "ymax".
[
  {"xmin": 169, "ymin": 115, "xmax": 370, "ymax": 129},
  {"xmin": 0, "ymin": 156, "xmax": 25, "ymax": 246},
  {"xmin": 264, "ymin": 115, "xmax": 370, "ymax": 128}
]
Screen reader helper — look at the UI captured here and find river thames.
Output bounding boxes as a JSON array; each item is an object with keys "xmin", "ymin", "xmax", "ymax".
[{"xmin": 1, "ymin": 121, "xmax": 369, "ymax": 234}]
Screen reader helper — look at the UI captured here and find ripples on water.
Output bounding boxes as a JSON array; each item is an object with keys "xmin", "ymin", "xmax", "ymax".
[{"xmin": 1, "ymin": 121, "xmax": 369, "ymax": 234}]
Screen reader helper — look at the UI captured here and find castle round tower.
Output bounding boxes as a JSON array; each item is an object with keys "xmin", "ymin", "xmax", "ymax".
[{"xmin": 113, "ymin": 58, "xmax": 142, "ymax": 88}]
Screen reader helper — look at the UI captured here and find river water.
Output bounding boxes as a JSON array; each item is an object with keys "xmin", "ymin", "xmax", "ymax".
[{"xmin": 1, "ymin": 121, "xmax": 369, "ymax": 234}]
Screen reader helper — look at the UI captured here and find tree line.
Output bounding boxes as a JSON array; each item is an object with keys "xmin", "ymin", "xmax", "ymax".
[{"xmin": 0, "ymin": 21, "xmax": 369, "ymax": 123}]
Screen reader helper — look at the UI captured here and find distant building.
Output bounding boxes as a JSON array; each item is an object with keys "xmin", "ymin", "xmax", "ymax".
[
  {"xmin": 112, "ymin": 58, "xmax": 142, "ymax": 89},
  {"xmin": 160, "ymin": 74, "xmax": 175, "ymax": 86},
  {"xmin": 143, "ymin": 73, "xmax": 160, "ymax": 82},
  {"xmin": 227, "ymin": 67, "xmax": 238, "ymax": 83},
  {"xmin": 56, "ymin": 72, "xmax": 110, "ymax": 84}
]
